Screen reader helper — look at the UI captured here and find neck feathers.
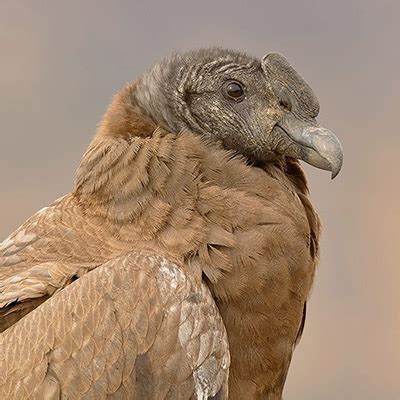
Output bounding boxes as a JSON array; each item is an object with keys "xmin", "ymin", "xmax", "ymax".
[
  {"xmin": 74, "ymin": 83, "xmax": 318, "ymax": 285},
  {"xmin": 96, "ymin": 82, "xmax": 156, "ymax": 140}
]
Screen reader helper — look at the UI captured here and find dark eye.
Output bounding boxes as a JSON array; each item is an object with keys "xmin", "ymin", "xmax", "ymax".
[{"xmin": 223, "ymin": 81, "xmax": 245, "ymax": 102}]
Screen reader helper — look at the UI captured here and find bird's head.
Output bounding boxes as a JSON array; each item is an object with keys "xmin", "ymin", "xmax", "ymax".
[{"xmin": 134, "ymin": 47, "xmax": 343, "ymax": 178}]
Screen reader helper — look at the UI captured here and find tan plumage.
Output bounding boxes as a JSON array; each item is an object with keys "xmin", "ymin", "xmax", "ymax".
[
  {"xmin": 0, "ymin": 48, "xmax": 342, "ymax": 399},
  {"xmin": 1, "ymin": 252, "xmax": 229, "ymax": 399}
]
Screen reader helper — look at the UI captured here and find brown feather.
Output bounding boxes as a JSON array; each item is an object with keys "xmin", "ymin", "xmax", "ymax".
[
  {"xmin": 0, "ymin": 83, "xmax": 320, "ymax": 398},
  {"xmin": 0, "ymin": 252, "xmax": 229, "ymax": 399}
]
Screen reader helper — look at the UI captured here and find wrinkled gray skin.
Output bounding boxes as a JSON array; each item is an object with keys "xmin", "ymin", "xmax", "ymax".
[{"xmin": 135, "ymin": 47, "xmax": 343, "ymax": 178}]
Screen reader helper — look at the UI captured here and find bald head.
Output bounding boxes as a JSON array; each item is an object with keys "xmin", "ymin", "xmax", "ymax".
[{"xmin": 135, "ymin": 47, "xmax": 343, "ymax": 177}]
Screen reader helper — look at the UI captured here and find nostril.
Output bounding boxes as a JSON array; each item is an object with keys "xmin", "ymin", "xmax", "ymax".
[
  {"xmin": 279, "ymin": 98, "xmax": 292, "ymax": 112},
  {"xmin": 278, "ymin": 91, "xmax": 292, "ymax": 112}
]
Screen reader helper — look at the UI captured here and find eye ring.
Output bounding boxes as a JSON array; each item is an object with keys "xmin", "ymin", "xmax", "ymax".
[{"xmin": 222, "ymin": 80, "xmax": 246, "ymax": 102}]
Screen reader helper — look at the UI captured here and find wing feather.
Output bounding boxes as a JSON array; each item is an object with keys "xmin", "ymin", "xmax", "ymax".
[
  {"xmin": 0, "ymin": 251, "xmax": 229, "ymax": 399},
  {"xmin": 0, "ymin": 195, "xmax": 103, "ymax": 331}
]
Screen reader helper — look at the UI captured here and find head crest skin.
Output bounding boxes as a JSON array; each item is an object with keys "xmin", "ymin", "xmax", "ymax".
[{"xmin": 135, "ymin": 48, "xmax": 258, "ymax": 132}]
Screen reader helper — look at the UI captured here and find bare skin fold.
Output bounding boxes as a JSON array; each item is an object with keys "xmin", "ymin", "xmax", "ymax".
[{"xmin": 0, "ymin": 47, "xmax": 343, "ymax": 399}]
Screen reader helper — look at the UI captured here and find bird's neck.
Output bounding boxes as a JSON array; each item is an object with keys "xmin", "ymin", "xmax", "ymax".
[
  {"xmin": 74, "ymin": 87, "xmax": 318, "ymax": 397},
  {"xmin": 75, "ymin": 82, "xmax": 315, "ymax": 282}
]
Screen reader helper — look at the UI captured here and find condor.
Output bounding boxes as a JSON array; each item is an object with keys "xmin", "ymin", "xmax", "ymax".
[{"xmin": 0, "ymin": 48, "xmax": 342, "ymax": 399}]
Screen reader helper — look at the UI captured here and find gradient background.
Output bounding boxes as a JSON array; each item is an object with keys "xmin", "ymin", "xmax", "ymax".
[{"xmin": 1, "ymin": 1, "xmax": 398, "ymax": 398}]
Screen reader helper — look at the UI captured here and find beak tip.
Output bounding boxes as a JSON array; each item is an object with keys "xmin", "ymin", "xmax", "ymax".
[{"xmin": 330, "ymin": 159, "xmax": 343, "ymax": 179}]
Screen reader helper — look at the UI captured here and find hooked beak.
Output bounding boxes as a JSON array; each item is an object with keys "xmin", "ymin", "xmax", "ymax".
[{"xmin": 276, "ymin": 114, "xmax": 343, "ymax": 178}]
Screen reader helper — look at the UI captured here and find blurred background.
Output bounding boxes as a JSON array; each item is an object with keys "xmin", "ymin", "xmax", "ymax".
[{"xmin": 0, "ymin": 1, "xmax": 398, "ymax": 398}]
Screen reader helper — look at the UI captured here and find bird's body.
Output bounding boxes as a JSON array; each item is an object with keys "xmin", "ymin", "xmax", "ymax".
[{"xmin": 0, "ymin": 48, "xmax": 342, "ymax": 399}]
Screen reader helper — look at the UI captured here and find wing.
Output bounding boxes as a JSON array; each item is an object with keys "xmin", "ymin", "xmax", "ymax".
[
  {"xmin": 0, "ymin": 252, "xmax": 230, "ymax": 399},
  {"xmin": 0, "ymin": 195, "xmax": 106, "ymax": 332}
]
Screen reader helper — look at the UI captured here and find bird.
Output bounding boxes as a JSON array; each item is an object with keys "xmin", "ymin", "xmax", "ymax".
[{"xmin": 0, "ymin": 47, "xmax": 343, "ymax": 399}]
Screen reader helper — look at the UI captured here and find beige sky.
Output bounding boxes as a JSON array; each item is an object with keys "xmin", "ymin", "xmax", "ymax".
[{"xmin": 1, "ymin": 1, "xmax": 399, "ymax": 398}]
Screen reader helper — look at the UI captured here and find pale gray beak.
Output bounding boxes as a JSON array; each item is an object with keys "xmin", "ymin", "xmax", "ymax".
[{"xmin": 276, "ymin": 113, "xmax": 343, "ymax": 178}]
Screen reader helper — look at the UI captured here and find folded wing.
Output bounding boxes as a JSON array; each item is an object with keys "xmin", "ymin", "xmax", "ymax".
[{"xmin": 0, "ymin": 252, "xmax": 229, "ymax": 399}]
